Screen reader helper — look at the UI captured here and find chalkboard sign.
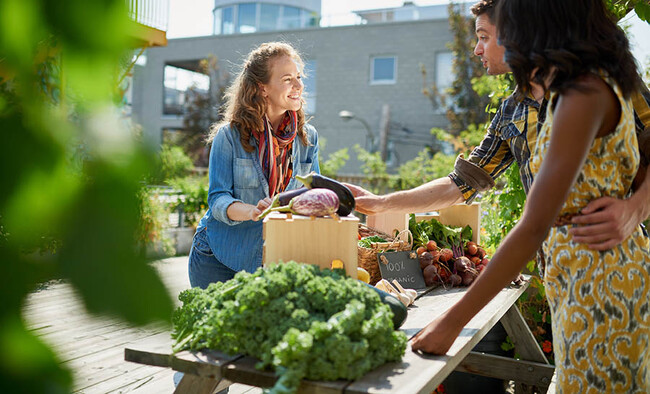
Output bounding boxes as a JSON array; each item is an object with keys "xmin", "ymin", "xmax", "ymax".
[{"xmin": 377, "ymin": 250, "xmax": 426, "ymax": 290}]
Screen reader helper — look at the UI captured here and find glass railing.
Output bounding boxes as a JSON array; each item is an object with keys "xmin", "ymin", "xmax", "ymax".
[{"xmin": 127, "ymin": 0, "xmax": 169, "ymax": 31}]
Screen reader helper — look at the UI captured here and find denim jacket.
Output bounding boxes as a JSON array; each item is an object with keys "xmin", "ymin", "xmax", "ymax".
[{"xmin": 196, "ymin": 122, "xmax": 320, "ymax": 273}]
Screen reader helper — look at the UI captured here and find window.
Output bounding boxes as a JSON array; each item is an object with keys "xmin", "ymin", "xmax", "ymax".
[
  {"xmin": 302, "ymin": 9, "xmax": 318, "ymax": 28},
  {"xmin": 435, "ymin": 52, "xmax": 454, "ymax": 91},
  {"xmin": 163, "ymin": 65, "xmax": 209, "ymax": 115},
  {"xmin": 302, "ymin": 60, "xmax": 317, "ymax": 114},
  {"xmin": 282, "ymin": 6, "xmax": 301, "ymax": 29},
  {"xmin": 222, "ymin": 7, "xmax": 234, "ymax": 35},
  {"xmin": 259, "ymin": 4, "xmax": 280, "ymax": 31},
  {"xmin": 213, "ymin": 8, "xmax": 222, "ymax": 35},
  {"xmin": 237, "ymin": 3, "xmax": 257, "ymax": 33},
  {"xmin": 371, "ymin": 56, "xmax": 397, "ymax": 84}
]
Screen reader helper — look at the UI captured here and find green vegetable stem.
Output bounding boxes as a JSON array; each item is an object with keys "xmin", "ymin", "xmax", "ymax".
[{"xmin": 409, "ymin": 214, "xmax": 472, "ymax": 258}]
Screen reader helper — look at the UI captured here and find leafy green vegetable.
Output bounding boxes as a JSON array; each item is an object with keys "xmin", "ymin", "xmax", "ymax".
[
  {"xmin": 409, "ymin": 214, "xmax": 472, "ymax": 257},
  {"xmin": 358, "ymin": 235, "xmax": 388, "ymax": 248},
  {"xmin": 172, "ymin": 262, "xmax": 407, "ymax": 394}
]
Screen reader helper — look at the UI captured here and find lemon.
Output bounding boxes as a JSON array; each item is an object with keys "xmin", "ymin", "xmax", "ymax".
[{"xmin": 357, "ymin": 267, "xmax": 370, "ymax": 283}]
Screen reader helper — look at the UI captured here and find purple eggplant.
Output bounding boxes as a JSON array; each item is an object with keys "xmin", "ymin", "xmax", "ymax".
[
  {"xmin": 291, "ymin": 189, "xmax": 339, "ymax": 216},
  {"xmin": 295, "ymin": 172, "xmax": 355, "ymax": 216},
  {"xmin": 257, "ymin": 187, "xmax": 309, "ymax": 219},
  {"xmin": 259, "ymin": 188, "xmax": 339, "ymax": 218}
]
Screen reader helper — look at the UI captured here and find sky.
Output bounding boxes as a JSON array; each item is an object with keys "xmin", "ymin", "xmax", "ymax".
[{"xmin": 165, "ymin": 0, "xmax": 650, "ymax": 68}]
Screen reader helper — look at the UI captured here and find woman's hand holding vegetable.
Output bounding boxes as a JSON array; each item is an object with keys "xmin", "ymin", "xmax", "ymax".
[
  {"xmin": 251, "ymin": 197, "xmax": 272, "ymax": 221},
  {"xmin": 226, "ymin": 198, "xmax": 272, "ymax": 222}
]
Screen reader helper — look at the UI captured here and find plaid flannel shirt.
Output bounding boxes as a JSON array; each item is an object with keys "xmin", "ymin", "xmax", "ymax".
[
  {"xmin": 449, "ymin": 92, "xmax": 544, "ymax": 203},
  {"xmin": 450, "ymin": 84, "xmax": 650, "ymax": 203}
]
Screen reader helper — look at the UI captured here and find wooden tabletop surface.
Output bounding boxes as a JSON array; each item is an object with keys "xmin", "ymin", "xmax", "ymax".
[{"xmin": 125, "ymin": 277, "xmax": 552, "ymax": 394}]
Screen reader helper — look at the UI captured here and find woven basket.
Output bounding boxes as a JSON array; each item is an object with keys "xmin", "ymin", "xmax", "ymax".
[{"xmin": 358, "ymin": 225, "xmax": 412, "ymax": 285}]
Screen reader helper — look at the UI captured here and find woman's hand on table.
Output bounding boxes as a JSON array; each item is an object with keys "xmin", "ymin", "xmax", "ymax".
[
  {"xmin": 411, "ymin": 311, "xmax": 464, "ymax": 355},
  {"xmin": 251, "ymin": 197, "xmax": 272, "ymax": 221}
]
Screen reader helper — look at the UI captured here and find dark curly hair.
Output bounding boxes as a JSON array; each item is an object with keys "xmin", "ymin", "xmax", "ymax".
[
  {"xmin": 470, "ymin": 0, "xmax": 498, "ymax": 22},
  {"xmin": 496, "ymin": 0, "xmax": 640, "ymax": 100}
]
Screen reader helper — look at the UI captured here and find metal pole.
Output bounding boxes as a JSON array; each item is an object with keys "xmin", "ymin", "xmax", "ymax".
[{"xmin": 355, "ymin": 117, "xmax": 376, "ymax": 153}]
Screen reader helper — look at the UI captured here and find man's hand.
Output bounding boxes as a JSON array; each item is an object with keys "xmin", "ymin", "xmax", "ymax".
[
  {"xmin": 343, "ymin": 183, "xmax": 384, "ymax": 215},
  {"xmin": 570, "ymin": 196, "xmax": 641, "ymax": 250}
]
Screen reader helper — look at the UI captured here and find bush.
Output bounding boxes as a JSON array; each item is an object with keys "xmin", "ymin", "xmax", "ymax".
[
  {"xmin": 167, "ymin": 175, "xmax": 209, "ymax": 228},
  {"xmin": 157, "ymin": 145, "xmax": 194, "ymax": 184},
  {"xmin": 136, "ymin": 187, "xmax": 174, "ymax": 257},
  {"xmin": 392, "ymin": 151, "xmax": 456, "ymax": 191},
  {"xmin": 320, "ymin": 148, "xmax": 349, "ymax": 178}
]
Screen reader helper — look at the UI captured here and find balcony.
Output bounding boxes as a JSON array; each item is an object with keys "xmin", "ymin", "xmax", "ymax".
[{"xmin": 127, "ymin": 0, "xmax": 169, "ymax": 47}]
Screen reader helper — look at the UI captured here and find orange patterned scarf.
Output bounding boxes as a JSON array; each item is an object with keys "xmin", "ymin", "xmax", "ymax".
[{"xmin": 254, "ymin": 111, "xmax": 297, "ymax": 197}]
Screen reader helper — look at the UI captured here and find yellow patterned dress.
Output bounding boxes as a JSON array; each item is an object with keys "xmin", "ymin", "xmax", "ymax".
[{"xmin": 529, "ymin": 75, "xmax": 650, "ymax": 393}]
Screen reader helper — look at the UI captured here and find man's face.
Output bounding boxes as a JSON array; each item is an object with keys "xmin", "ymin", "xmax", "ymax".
[{"xmin": 474, "ymin": 14, "xmax": 509, "ymax": 75}]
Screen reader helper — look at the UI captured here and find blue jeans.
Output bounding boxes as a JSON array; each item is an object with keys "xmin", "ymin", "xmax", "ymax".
[{"xmin": 188, "ymin": 227, "xmax": 237, "ymax": 289}]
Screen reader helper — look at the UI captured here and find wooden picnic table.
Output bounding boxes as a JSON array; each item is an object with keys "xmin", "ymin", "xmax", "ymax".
[{"xmin": 125, "ymin": 276, "xmax": 554, "ymax": 393}]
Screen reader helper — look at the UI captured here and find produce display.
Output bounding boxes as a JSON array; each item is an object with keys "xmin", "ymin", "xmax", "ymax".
[
  {"xmin": 258, "ymin": 172, "xmax": 356, "ymax": 219},
  {"xmin": 259, "ymin": 188, "xmax": 340, "ymax": 219},
  {"xmin": 172, "ymin": 262, "xmax": 408, "ymax": 394},
  {"xmin": 295, "ymin": 172, "xmax": 356, "ymax": 216},
  {"xmin": 409, "ymin": 214, "xmax": 490, "ymax": 287}
]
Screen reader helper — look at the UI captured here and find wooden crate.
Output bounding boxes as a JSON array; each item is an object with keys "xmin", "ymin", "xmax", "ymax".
[
  {"xmin": 366, "ymin": 202, "xmax": 481, "ymax": 244},
  {"xmin": 263, "ymin": 213, "xmax": 359, "ymax": 278}
]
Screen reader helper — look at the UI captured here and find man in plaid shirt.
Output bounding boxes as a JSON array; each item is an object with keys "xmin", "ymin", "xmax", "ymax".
[{"xmin": 348, "ymin": 0, "xmax": 650, "ymax": 250}]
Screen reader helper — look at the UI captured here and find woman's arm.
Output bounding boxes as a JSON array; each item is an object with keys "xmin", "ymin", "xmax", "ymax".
[
  {"xmin": 227, "ymin": 198, "xmax": 271, "ymax": 222},
  {"xmin": 411, "ymin": 75, "xmax": 618, "ymax": 354},
  {"xmin": 207, "ymin": 128, "xmax": 263, "ymax": 225}
]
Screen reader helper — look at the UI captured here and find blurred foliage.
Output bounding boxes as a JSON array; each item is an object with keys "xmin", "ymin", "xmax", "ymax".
[
  {"xmin": 136, "ymin": 187, "xmax": 174, "ymax": 256},
  {"xmin": 606, "ymin": 0, "xmax": 650, "ymax": 22},
  {"xmin": 180, "ymin": 55, "xmax": 229, "ymax": 167},
  {"xmin": 0, "ymin": 0, "xmax": 173, "ymax": 391},
  {"xmin": 320, "ymin": 147, "xmax": 350, "ymax": 179},
  {"xmin": 443, "ymin": 3, "xmax": 490, "ymax": 135},
  {"xmin": 156, "ymin": 144, "xmax": 194, "ymax": 184},
  {"xmin": 392, "ymin": 151, "xmax": 456, "ymax": 191},
  {"xmin": 167, "ymin": 175, "xmax": 209, "ymax": 228},
  {"xmin": 353, "ymin": 144, "xmax": 392, "ymax": 194}
]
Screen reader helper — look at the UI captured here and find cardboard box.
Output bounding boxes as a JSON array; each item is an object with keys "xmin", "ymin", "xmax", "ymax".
[
  {"xmin": 366, "ymin": 202, "xmax": 481, "ymax": 244},
  {"xmin": 263, "ymin": 213, "xmax": 359, "ymax": 277}
]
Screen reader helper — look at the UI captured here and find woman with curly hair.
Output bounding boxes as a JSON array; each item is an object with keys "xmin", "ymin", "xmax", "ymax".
[
  {"xmin": 412, "ymin": 0, "xmax": 650, "ymax": 392},
  {"xmin": 188, "ymin": 42, "xmax": 320, "ymax": 289}
]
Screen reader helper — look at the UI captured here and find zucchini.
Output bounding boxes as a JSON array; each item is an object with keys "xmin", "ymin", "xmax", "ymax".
[{"xmin": 364, "ymin": 283, "xmax": 408, "ymax": 329}]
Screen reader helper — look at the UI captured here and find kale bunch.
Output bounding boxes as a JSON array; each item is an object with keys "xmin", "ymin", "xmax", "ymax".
[{"xmin": 172, "ymin": 261, "xmax": 407, "ymax": 394}]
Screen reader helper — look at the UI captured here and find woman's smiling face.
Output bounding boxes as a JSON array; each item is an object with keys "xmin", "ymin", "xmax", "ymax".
[{"xmin": 262, "ymin": 55, "xmax": 304, "ymax": 122}]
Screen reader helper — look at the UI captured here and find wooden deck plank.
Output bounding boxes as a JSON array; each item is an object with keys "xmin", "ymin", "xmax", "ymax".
[{"xmin": 23, "ymin": 256, "xmax": 191, "ymax": 393}]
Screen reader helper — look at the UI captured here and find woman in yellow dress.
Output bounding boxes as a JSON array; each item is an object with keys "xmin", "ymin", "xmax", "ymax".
[{"xmin": 411, "ymin": 0, "xmax": 650, "ymax": 392}]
